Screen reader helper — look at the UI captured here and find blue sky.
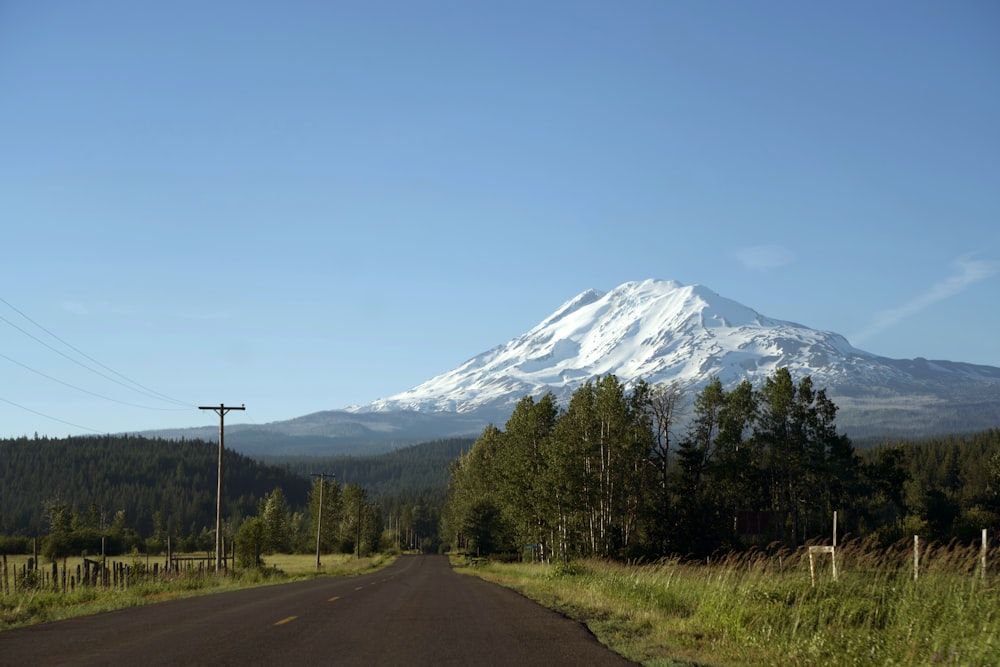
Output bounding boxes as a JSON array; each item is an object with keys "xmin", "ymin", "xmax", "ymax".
[{"xmin": 2, "ymin": 1, "xmax": 997, "ymax": 437}]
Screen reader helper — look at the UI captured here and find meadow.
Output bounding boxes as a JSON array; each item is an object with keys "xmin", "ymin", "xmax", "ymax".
[
  {"xmin": 0, "ymin": 552, "xmax": 395, "ymax": 630},
  {"xmin": 6, "ymin": 543, "xmax": 998, "ymax": 665},
  {"xmin": 457, "ymin": 539, "xmax": 1000, "ymax": 666}
]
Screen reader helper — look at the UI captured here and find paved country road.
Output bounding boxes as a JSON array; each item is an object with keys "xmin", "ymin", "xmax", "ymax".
[{"xmin": 1, "ymin": 554, "xmax": 637, "ymax": 666}]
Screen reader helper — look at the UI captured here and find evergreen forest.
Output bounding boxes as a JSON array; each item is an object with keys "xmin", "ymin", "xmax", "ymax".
[
  {"xmin": 2, "ymin": 370, "xmax": 998, "ymax": 564},
  {"xmin": 0, "ymin": 434, "xmax": 458, "ymax": 560},
  {"xmin": 442, "ymin": 369, "xmax": 1000, "ymax": 561}
]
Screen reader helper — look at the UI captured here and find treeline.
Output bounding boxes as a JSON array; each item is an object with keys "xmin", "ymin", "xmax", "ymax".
[
  {"xmin": 263, "ymin": 437, "xmax": 473, "ymax": 498},
  {"xmin": 859, "ymin": 428, "xmax": 1000, "ymax": 544},
  {"xmin": 442, "ymin": 369, "xmax": 1000, "ymax": 561},
  {"xmin": 235, "ymin": 480, "xmax": 446, "ymax": 565},
  {"xmin": 248, "ymin": 438, "xmax": 474, "ymax": 552},
  {"xmin": 4, "ymin": 401, "xmax": 997, "ymax": 564},
  {"xmin": 255, "ymin": 439, "xmax": 474, "ymax": 556},
  {"xmin": 0, "ymin": 434, "xmax": 310, "ymax": 553},
  {"xmin": 0, "ymin": 433, "xmax": 452, "ymax": 560}
]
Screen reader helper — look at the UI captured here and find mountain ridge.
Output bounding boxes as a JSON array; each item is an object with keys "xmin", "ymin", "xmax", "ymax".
[
  {"xmin": 146, "ymin": 279, "xmax": 1000, "ymax": 455},
  {"xmin": 350, "ymin": 279, "xmax": 993, "ymax": 415}
]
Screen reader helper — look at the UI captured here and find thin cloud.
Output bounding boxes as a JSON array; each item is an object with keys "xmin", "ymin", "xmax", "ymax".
[
  {"xmin": 852, "ymin": 255, "xmax": 999, "ymax": 344},
  {"xmin": 732, "ymin": 244, "xmax": 795, "ymax": 271},
  {"xmin": 61, "ymin": 302, "xmax": 90, "ymax": 315}
]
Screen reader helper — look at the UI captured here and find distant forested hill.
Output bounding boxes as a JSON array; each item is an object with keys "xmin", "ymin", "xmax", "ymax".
[
  {"xmin": 858, "ymin": 428, "xmax": 1000, "ymax": 543},
  {"xmin": 0, "ymin": 434, "xmax": 310, "ymax": 537},
  {"xmin": 261, "ymin": 438, "xmax": 474, "ymax": 498}
]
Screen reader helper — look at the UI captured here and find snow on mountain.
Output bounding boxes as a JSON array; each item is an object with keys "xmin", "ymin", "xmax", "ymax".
[
  {"xmin": 149, "ymin": 279, "xmax": 999, "ymax": 455},
  {"xmin": 347, "ymin": 279, "xmax": 1000, "ymax": 439},
  {"xmin": 352, "ymin": 280, "xmax": 874, "ymax": 413}
]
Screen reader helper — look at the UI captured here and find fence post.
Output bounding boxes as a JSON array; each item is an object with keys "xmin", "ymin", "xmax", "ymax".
[
  {"xmin": 913, "ymin": 535, "xmax": 920, "ymax": 582},
  {"xmin": 832, "ymin": 511, "xmax": 838, "ymax": 582},
  {"xmin": 981, "ymin": 529, "xmax": 988, "ymax": 584}
]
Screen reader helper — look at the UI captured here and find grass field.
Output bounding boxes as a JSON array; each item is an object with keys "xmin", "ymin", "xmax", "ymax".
[
  {"xmin": 456, "ymin": 540, "xmax": 1000, "ymax": 666},
  {"xmin": 8, "ymin": 544, "xmax": 998, "ymax": 664},
  {"xmin": 0, "ymin": 551, "xmax": 397, "ymax": 630}
]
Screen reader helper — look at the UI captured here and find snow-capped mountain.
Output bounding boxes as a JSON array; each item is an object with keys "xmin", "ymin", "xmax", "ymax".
[
  {"xmin": 354, "ymin": 280, "xmax": 861, "ymax": 413},
  {"xmin": 348, "ymin": 279, "xmax": 1000, "ymax": 440},
  {"xmin": 151, "ymin": 279, "xmax": 1000, "ymax": 455}
]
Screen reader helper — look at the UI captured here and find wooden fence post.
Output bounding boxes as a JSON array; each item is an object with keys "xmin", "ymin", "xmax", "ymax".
[
  {"xmin": 807, "ymin": 511, "xmax": 839, "ymax": 586},
  {"xmin": 832, "ymin": 511, "xmax": 838, "ymax": 582},
  {"xmin": 913, "ymin": 535, "xmax": 920, "ymax": 581},
  {"xmin": 981, "ymin": 529, "xmax": 988, "ymax": 584}
]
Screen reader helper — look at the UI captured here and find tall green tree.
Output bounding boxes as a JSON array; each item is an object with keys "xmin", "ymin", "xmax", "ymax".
[
  {"xmin": 642, "ymin": 380, "xmax": 684, "ymax": 552},
  {"xmin": 307, "ymin": 477, "xmax": 342, "ymax": 554},
  {"xmin": 753, "ymin": 369, "xmax": 857, "ymax": 545},
  {"xmin": 496, "ymin": 393, "xmax": 558, "ymax": 559},
  {"xmin": 442, "ymin": 426, "xmax": 510, "ymax": 553},
  {"xmin": 259, "ymin": 487, "xmax": 292, "ymax": 553},
  {"xmin": 547, "ymin": 375, "xmax": 654, "ymax": 558},
  {"xmin": 672, "ymin": 377, "xmax": 727, "ymax": 553}
]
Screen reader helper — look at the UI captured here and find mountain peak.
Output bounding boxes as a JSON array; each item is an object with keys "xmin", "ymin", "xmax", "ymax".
[
  {"xmin": 180, "ymin": 279, "xmax": 1000, "ymax": 455},
  {"xmin": 355, "ymin": 279, "xmax": 874, "ymax": 416},
  {"xmin": 340, "ymin": 279, "xmax": 1000, "ymax": 442},
  {"xmin": 538, "ymin": 287, "xmax": 606, "ymax": 328}
]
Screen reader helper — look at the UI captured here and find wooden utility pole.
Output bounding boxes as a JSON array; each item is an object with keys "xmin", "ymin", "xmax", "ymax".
[
  {"xmin": 311, "ymin": 473, "xmax": 334, "ymax": 568},
  {"xmin": 199, "ymin": 403, "xmax": 245, "ymax": 573},
  {"xmin": 357, "ymin": 493, "xmax": 362, "ymax": 559}
]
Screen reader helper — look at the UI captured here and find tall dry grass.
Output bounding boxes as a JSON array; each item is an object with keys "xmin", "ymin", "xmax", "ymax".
[{"xmin": 461, "ymin": 538, "xmax": 1000, "ymax": 666}]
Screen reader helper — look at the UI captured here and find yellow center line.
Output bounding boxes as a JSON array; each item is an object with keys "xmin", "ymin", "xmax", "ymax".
[
  {"xmin": 328, "ymin": 596, "xmax": 340, "ymax": 602},
  {"xmin": 274, "ymin": 616, "xmax": 297, "ymax": 626}
]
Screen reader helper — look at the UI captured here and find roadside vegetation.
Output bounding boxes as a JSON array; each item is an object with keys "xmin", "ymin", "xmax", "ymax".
[
  {"xmin": 441, "ymin": 369, "xmax": 1000, "ymax": 665},
  {"xmin": 456, "ymin": 540, "xmax": 1000, "ymax": 666},
  {"xmin": 442, "ymin": 369, "xmax": 1000, "ymax": 562},
  {"xmin": 1, "ymin": 552, "xmax": 395, "ymax": 631},
  {"xmin": 3, "ymin": 366, "xmax": 999, "ymax": 664}
]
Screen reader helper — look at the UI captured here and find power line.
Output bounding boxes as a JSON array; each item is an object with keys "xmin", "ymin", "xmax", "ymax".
[
  {"xmin": 0, "ymin": 311, "xmax": 186, "ymax": 406},
  {"xmin": 0, "ymin": 397, "xmax": 103, "ymax": 434},
  {"xmin": 0, "ymin": 298, "xmax": 195, "ymax": 408},
  {"xmin": 0, "ymin": 351, "xmax": 193, "ymax": 412}
]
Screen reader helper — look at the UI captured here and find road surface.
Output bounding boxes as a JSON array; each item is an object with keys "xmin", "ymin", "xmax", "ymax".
[{"xmin": 1, "ymin": 554, "xmax": 636, "ymax": 666}]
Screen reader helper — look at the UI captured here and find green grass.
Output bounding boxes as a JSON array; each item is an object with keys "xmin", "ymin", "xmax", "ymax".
[
  {"xmin": 455, "ymin": 541, "xmax": 1000, "ymax": 666},
  {"xmin": 1, "ymin": 551, "xmax": 396, "ymax": 631}
]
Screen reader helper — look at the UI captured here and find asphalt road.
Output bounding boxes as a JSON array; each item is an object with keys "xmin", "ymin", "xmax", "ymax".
[{"xmin": 1, "ymin": 554, "xmax": 637, "ymax": 666}]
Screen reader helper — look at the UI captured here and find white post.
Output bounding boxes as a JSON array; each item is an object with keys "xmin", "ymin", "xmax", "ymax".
[
  {"xmin": 913, "ymin": 535, "xmax": 920, "ymax": 581},
  {"xmin": 831, "ymin": 511, "xmax": 838, "ymax": 581},
  {"xmin": 981, "ymin": 529, "xmax": 988, "ymax": 584}
]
